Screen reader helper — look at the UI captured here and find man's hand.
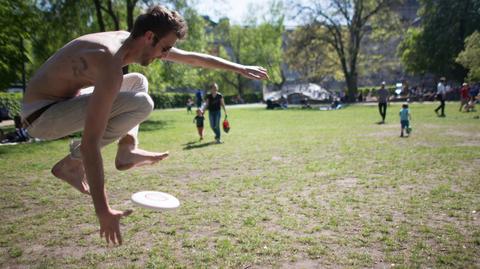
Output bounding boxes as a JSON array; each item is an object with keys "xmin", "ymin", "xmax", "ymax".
[
  {"xmin": 98, "ymin": 208, "xmax": 133, "ymax": 245},
  {"xmin": 240, "ymin": 66, "xmax": 269, "ymax": 80}
]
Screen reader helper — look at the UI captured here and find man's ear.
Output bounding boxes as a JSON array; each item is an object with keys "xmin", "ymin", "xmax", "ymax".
[{"xmin": 144, "ymin": 31, "xmax": 155, "ymax": 43}]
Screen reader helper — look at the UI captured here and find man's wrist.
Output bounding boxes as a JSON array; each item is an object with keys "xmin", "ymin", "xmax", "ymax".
[{"xmin": 95, "ymin": 206, "xmax": 111, "ymax": 216}]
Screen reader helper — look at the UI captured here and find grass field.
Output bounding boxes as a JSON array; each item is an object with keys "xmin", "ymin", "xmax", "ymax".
[{"xmin": 1, "ymin": 102, "xmax": 479, "ymax": 268}]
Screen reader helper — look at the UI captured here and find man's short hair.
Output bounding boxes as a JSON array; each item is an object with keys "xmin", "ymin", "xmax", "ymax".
[{"xmin": 131, "ymin": 5, "xmax": 187, "ymax": 43}]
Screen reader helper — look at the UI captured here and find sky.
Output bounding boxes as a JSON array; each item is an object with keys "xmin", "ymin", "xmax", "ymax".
[{"xmin": 190, "ymin": 0, "xmax": 308, "ymax": 27}]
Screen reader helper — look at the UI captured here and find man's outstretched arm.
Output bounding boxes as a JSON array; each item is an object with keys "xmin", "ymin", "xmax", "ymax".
[
  {"xmin": 81, "ymin": 53, "xmax": 131, "ymax": 245},
  {"xmin": 164, "ymin": 48, "xmax": 269, "ymax": 80}
]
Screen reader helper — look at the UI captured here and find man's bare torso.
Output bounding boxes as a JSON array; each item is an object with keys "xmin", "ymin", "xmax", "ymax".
[{"xmin": 24, "ymin": 31, "xmax": 130, "ymax": 104}]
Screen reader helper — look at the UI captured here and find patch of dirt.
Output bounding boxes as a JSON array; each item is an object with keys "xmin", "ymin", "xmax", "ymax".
[
  {"xmin": 365, "ymin": 128, "xmax": 398, "ymax": 138},
  {"xmin": 455, "ymin": 141, "xmax": 480, "ymax": 147},
  {"xmin": 446, "ymin": 130, "xmax": 480, "ymax": 138},
  {"xmin": 277, "ymin": 259, "xmax": 322, "ymax": 269},
  {"xmin": 422, "ymin": 123, "xmax": 443, "ymax": 129},
  {"xmin": 333, "ymin": 177, "xmax": 358, "ymax": 188}
]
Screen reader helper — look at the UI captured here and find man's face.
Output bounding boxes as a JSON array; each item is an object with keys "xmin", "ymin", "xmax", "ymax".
[{"xmin": 140, "ymin": 31, "xmax": 177, "ymax": 66}]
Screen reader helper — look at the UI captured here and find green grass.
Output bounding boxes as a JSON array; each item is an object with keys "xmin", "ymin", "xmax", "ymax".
[{"xmin": 1, "ymin": 102, "xmax": 479, "ymax": 268}]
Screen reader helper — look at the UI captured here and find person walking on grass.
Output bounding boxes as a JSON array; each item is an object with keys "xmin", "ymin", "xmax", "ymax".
[
  {"xmin": 459, "ymin": 82, "xmax": 470, "ymax": 112},
  {"xmin": 186, "ymin": 97, "xmax": 194, "ymax": 114},
  {"xmin": 193, "ymin": 109, "xmax": 205, "ymax": 141},
  {"xmin": 435, "ymin": 77, "xmax": 448, "ymax": 117},
  {"xmin": 21, "ymin": 5, "xmax": 268, "ymax": 245},
  {"xmin": 195, "ymin": 89, "xmax": 203, "ymax": 108},
  {"xmin": 399, "ymin": 103, "xmax": 412, "ymax": 137},
  {"xmin": 376, "ymin": 81, "xmax": 390, "ymax": 124},
  {"xmin": 203, "ymin": 82, "xmax": 227, "ymax": 144}
]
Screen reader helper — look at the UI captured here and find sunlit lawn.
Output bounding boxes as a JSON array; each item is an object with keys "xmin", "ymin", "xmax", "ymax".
[{"xmin": 1, "ymin": 102, "xmax": 479, "ymax": 268}]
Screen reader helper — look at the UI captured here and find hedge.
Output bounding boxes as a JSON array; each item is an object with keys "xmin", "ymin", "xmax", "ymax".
[
  {"xmin": 0, "ymin": 93, "xmax": 22, "ymax": 118},
  {"xmin": 0, "ymin": 91, "xmax": 263, "ymax": 118},
  {"xmin": 150, "ymin": 92, "xmax": 263, "ymax": 109},
  {"xmin": 150, "ymin": 93, "xmax": 193, "ymax": 109}
]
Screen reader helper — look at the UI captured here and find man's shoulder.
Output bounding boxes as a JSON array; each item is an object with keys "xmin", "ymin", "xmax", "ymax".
[{"xmin": 75, "ymin": 31, "xmax": 128, "ymax": 58}]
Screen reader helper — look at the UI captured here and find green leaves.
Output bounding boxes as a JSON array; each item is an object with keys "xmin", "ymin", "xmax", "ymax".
[
  {"xmin": 456, "ymin": 31, "xmax": 480, "ymax": 81},
  {"xmin": 398, "ymin": 0, "xmax": 480, "ymax": 80}
]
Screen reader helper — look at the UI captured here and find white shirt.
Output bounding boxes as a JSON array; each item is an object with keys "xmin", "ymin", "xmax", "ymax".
[{"xmin": 437, "ymin": 82, "xmax": 447, "ymax": 96}]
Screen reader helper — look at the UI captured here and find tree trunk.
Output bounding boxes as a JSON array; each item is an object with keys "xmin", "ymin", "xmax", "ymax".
[
  {"xmin": 20, "ymin": 38, "xmax": 26, "ymax": 93},
  {"xmin": 236, "ymin": 74, "xmax": 244, "ymax": 97},
  {"xmin": 93, "ymin": 0, "xmax": 105, "ymax": 32},
  {"xmin": 127, "ymin": 0, "xmax": 138, "ymax": 31},
  {"xmin": 345, "ymin": 72, "xmax": 358, "ymax": 102},
  {"xmin": 106, "ymin": 0, "xmax": 120, "ymax": 30}
]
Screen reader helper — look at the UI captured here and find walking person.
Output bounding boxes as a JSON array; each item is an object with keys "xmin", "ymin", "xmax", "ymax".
[
  {"xmin": 399, "ymin": 103, "xmax": 412, "ymax": 137},
  {"xmin": 195, "ymin": 89, "xmax": 203, "ymax": 108},
  {"xmin": 435, "ymin": 77, "xmax": 447, "ymax": 117},
  {"xmin": 193, "ymin": 109, "xmax": 205, "ymax": 141},
  {"xmin": 21, "ymin": 5, "xmax": 268, "ymax": 245},
  {"xmin": 376, "ymin": 81, "xmax": 390, "ymax": 124},
  {"xmin": 186, "ymin": 97, "xmax": 194, "ymax": 114},
  {"xmin": 203, "ymin": 83, "xmax": 227, "ymax": 143},
  {"xmin": 459, "ymin": 82, "xmax": 470, "ymax": 112}
]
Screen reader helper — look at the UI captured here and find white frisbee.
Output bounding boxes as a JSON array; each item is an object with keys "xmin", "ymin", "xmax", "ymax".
[{"xmin": 131, "ymin": 191, "xmax": 180, "ymax": 211}]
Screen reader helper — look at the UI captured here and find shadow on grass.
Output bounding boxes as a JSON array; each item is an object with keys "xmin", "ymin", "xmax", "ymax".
[
  {"xmin": 182, "ymin": 141, "xmax": 217, "ymax": 150},
  {"xmin": 139, "ymin": 120, "xmax": 169, "ymax": 132}
]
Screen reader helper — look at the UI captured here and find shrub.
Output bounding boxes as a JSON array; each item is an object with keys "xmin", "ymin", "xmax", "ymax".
[
  {"xmin": 0, "ymin": 93, "xmax": 22, "ymax": 118},
  {"xmin": 150, "ymin": 93, "xmax": 193, "ymax": 109}
]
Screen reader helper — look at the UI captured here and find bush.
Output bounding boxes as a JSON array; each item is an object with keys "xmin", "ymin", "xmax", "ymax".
[
  {"xmin": 223, "ymin": 92, "xmax": 262, "ymax": 104},
  {"xmin": 0, "ymin": 93, "xmax": 22, "ymax": 119},
  {"xmin": 150, "ymin": 93, "xmax": 193, "ymax": 109}
]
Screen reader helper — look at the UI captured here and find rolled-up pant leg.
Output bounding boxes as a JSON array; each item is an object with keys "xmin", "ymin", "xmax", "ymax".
[{"xmin": 26, "ymin": 73, "xmax": 153, "ymax": 158}]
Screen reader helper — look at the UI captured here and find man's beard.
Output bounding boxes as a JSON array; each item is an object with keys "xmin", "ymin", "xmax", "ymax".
[
  {"xmin": 140, "ymin": 50, "xmax": 153, "ymax": 66},
  {"xmin": 140, "ymin": 56, "xmax": 151, "ymax": 66}
]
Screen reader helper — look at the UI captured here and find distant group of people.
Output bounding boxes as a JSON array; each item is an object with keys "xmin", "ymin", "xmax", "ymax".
[
  {"xmin": 458, "ymin": 81, "xmax": 479, "ymax": 113},
  {"xmin": 434, "ymin": 77, "xmax": 479, "ymax": 117},
  {"xmin": 188, "ymin": 83, "xmax": 227, "ymax": 143},
  {"xmin": 373, "ymin": 76, "xmax": 479, "ymax": 137}
]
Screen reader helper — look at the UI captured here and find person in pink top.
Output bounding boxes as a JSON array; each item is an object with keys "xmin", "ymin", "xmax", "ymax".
[{"xmin": 459, "ymin": 82, "xmax": 470, "ymax": 112}]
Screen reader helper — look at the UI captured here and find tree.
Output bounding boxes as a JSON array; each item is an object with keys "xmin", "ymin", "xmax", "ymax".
[
  {"xmin": 456, "ymin": 31, "xmax": 480, "ymax": 82},
  {"xmin": 293, "ymin": 0, "xmax": 398, "ymax": 101},
  {"xmin": 0, "ymin": 0, "xmax": 38, "ymax": 90},
  {"xmin": 212, "ymin": 1, "xmax": 284, "ymax": 96},
  {"xmin": 398, "ymin": 0, "xmax": 480, "ymax": 81},
  {"xmin": 30, "ymin": 1, "xmax": 98, "ymax": 71},
  {"xmin": 285, "ymin": 24, "xmax": 341, "ymax": 84}
]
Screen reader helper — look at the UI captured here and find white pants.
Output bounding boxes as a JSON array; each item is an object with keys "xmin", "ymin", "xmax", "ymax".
[{"xmin": 25, "ymin": 73, "xmax": 153, "ymax": 158}]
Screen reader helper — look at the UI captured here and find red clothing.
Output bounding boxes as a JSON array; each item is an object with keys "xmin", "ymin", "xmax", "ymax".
[{"xmin": 460, "ymin": 86, "xmax": 470, "ymax": 99}]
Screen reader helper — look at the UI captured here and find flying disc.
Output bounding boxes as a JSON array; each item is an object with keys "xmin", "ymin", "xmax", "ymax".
[{"xmin": 131, "ymin": 191, "xmax": 180, "ymax": 210}]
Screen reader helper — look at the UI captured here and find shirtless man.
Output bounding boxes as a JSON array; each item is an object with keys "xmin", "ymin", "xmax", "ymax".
[{"xmin": 22, "ymin": 5, "xmax": 268, "ymax": 245}]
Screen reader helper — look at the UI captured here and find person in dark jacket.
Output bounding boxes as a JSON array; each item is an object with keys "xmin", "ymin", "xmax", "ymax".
[{"xmin": 203, "ymin": 83, "xmax": 227, "ymax": 143}]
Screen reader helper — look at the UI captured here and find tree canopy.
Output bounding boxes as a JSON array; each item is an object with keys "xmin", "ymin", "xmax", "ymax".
[
  {"xmin": 398, "ymin": 0, "xmax": 480, "ymax": 81},
  {"xmin": 0, "ymin": 0, "xmax": 284, "ymax": 97},
  {"xmin": 456, "ymin": 31, "xmax": 480, "ymax": 82},
  {"xmin": 290, "ymin": 0, "xmax": 399, "ymax": 100}
]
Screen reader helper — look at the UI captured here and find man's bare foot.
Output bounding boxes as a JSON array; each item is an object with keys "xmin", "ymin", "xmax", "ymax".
[
  {"xmin": 51, "ymin": 156, "xmax": 90, "ymax": 195},
  {"xmin": 115, "ymin": 146, "xmax": 169, "ymax": 171}
]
